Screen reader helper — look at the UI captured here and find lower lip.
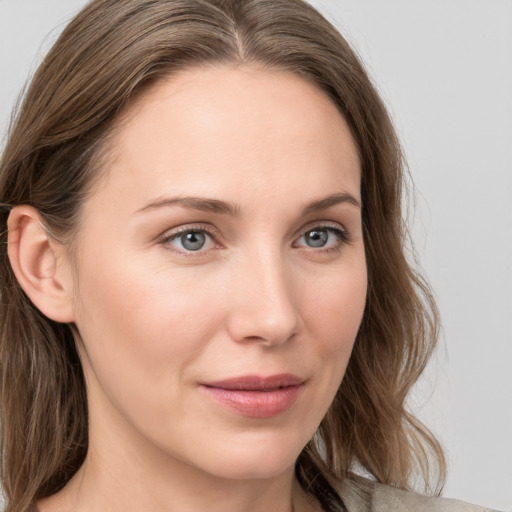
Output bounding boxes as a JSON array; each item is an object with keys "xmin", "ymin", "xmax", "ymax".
[{"xmin": 200, "ymin": 384, "xmax": 303, "ymax": 418}]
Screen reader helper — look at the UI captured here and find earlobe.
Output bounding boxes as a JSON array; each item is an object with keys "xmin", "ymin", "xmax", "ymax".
[{"xmin": 7, "ymin": 205, "xmax": 76, "ymax": 323}]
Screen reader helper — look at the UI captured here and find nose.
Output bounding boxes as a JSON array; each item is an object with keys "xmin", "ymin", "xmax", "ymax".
[{"xmin": 225, "ymin": 249, "xmax": 301, "ymax": 347}]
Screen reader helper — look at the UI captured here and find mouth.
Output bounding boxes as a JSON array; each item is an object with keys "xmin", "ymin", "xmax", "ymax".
[
  {"xmin": 199, "ymin": 374, "xmax": 305, "ymax": 418},
  {"xmin": 202, "ymin": 374, "xmax": 304, "ymax": 391}
]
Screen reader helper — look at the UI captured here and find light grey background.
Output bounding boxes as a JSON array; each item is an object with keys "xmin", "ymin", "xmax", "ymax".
[{"xmin": 1, "ymin": 1, "xmax": 511, "ymax": 510}]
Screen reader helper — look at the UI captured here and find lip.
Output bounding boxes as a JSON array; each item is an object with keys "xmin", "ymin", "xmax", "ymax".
[{"xmin": 200, "ymin": 374, "xmax": 305, "ymax": 418}]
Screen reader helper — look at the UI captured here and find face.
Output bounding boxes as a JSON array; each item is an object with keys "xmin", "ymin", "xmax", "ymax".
[{"xmin": 68, "ymin": 65, "xmax": 367, "ymax": 480}]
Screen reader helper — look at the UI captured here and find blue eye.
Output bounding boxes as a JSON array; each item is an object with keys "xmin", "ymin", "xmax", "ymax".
[
  {"xmin": 296, "ymin": 226, "xmax": 348, "ymax": 249},
  {"xmin": 304, "ymin": 228, "xmax": 329, "ymax": 247},
  {"xmin": 166, "ymin": 229, "xmax": 214, "ymax": 252}
]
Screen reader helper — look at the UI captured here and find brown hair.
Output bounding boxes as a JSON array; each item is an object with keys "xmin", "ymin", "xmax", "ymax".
[{"xmin": 0, "ymin": 1, "xmax": 445, "ymax": 510}]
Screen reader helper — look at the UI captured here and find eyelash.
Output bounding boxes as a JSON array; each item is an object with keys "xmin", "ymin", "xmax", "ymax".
[{"xmin": 159, "ymin": 223, "xmax": 351, "ymax": 256}]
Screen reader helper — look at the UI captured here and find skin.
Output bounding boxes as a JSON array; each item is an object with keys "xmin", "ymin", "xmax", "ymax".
[{"xmin": 36, "ymin": 65, "xmax": 367, "ymax": 512}]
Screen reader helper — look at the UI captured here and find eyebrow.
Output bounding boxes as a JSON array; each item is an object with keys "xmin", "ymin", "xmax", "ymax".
[
  {"xmin": 136, "ymin": 192, "xmax": 361, "ymax": 217},
  {"xmin": 302, "ymin": 192, "xmax": 361, "ymax": 214},
  {"xmin": 136, "ymin": 196, "xmax": 241, "ymax": 216}
]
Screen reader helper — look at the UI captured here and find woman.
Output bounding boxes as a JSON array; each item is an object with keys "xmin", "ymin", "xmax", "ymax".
[{"xmin": 0, "ymin": 1, "xmax": 497, "ymax": 511}]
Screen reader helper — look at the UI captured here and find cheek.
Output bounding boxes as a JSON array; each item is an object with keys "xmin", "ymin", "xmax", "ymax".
[
  {"xmin": 300, "ymin": 259, "xmax": 367, "ymax": 386},
  {"xmin": 75, "ymin": 253, "xmax": 219, "ymax": 347},
  {"xmin": 302, "ymin": 259, "xmax": 367, "ymax": 341},
  {"xmin": 72, "ymin": 254, "xmax": 224, "ymax": 406}
]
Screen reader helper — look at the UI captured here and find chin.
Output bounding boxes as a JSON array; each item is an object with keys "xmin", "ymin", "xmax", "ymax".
[
  {"xmin": 205, "ymin": 454, "xmax": 297, "ymax": 481},
  {"xmin": 182, "ymin": 430, "xmax": 307, "ymax": 481}
]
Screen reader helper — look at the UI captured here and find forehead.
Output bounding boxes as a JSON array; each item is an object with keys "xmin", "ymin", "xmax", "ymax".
[{"xmin": 88, "ymin": 65, "xmax": 361, "ymax": 215}]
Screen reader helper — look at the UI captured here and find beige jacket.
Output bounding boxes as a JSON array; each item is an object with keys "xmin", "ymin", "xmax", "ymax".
[{"xmin": 339, "ymin": 476, "xmax": 498, "ymax": 512}]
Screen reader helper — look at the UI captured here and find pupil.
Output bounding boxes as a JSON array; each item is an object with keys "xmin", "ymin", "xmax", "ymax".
[
  {"xmin": 182, "ymin": 232, "xmax": 205, "ymax": 251},
  {"xmin": 306, "ymin": 229, "xmax": 328, "ymax": 247}
]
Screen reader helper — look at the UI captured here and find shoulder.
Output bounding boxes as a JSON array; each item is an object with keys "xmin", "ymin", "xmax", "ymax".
[{"xmin": 335, "ymin": 475, "xmax": 498, "ymax": 512}]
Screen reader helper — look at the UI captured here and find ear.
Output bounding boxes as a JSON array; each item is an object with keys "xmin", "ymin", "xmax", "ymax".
[{"xmin": 7, "ymin": 205, "xmax": 76, "ymax": 323}]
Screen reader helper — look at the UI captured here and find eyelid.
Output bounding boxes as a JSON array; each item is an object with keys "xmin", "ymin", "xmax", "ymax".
[{"xmin": 296, "ymin": 221, "xmax": 350, "ymax": 238}]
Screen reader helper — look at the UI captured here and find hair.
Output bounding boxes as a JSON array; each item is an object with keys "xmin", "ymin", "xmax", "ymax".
[{"xmin": 0, "ymin": 1, "xmax": 445, "ymax": 511}]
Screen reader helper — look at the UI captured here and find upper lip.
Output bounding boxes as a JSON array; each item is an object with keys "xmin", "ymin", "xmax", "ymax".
[{"xmin": 201, "ymin": 374, "xmax": 304, "ymax": 391}]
